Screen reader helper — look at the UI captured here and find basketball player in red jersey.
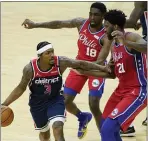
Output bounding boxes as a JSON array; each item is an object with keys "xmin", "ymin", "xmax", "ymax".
[
  {"xmin": 2, "ymin": 41, "xmax": 108, "ymax": 141},
  {"xmin": 124, "ymin": 1, "xmax": 147, "ymax": 130},
  {"xmin": 75, "ymin": 10, "xmax": 147, "ymax": 141},
  {"xmin": 22, "ymin": 2, "xmax": 112, "ymax": 138}
]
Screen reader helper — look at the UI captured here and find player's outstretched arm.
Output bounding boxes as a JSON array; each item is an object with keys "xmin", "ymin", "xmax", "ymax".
[
  {"xmin": 125, "ymin": 1, "xmax": 146, "ymax": 28},
  {"xmin": 2, "ymin": 63, "xmax": 33, "ymax": 106},
  {"xmin": 22, "ymin": 18, "xmax": 86, "ymax": 30},
  {"xmin": 74, "ymin": 69, "xmax": 116, "ymax": 79},
  {"xmin": 74, "ymin": 56, "xmax": 116, "ymax": 79},
  {"xmin": 59, "ymin": 56, "xmax": 110, "ymax": 73}
]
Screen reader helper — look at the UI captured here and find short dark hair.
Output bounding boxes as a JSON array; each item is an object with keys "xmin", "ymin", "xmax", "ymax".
[
  {"xmin": 90, "ymin": 2, "xmax": 107, "ymax": 14},
  {"xmin": 37, "ymin": 41, "xmax": 51, "ymax": 51},
  {"xmin": 104, "ymin": 9, "xmax": 127, "ymax": 29}
]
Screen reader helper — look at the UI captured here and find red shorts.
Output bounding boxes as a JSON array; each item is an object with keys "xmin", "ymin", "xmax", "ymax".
[
  {"xmin": 102, "ymin": 86, "xmax": 147, "ymax": 131},
  {"xmin": 64, "ymin": 70, "xmax": 105, "ymax": 97}
]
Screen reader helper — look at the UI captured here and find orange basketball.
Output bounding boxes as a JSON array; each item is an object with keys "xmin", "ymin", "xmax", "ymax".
[{"xmin": 1, "ymin": 106, "xmax": 14, "ymax": 127}]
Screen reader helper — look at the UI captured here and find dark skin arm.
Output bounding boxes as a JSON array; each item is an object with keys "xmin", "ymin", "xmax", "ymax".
[
  {"xmin": 59, "ymin": 56, "xmax": 109, "ymax": 74},
  {"xmin": 2, "ymin": 63, "xmax": 33, "ymax": 106},
  {"xmin": 95, "ymin": 35, "xmax": 112, "ymax": 65},
  {"xmin": 125, "ymin": 1, "xmax": 146, "ymax": 28},
  {"xmin": 74, "ymin": 49, "xmax": 116, "ymax": 79},
  {"xmin": 22, "ymin": 18, "xmax": 86, "ymax": 31},
  {"xmin": 111, "ymin": 31, "xmax": 147, "ymax": 53},
  {"xmin": 125, "ymin": 33, "xmax": 147, "ymax": 53}
]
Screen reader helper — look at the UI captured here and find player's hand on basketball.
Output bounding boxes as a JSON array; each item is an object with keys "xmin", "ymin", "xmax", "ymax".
[
  {"xmin": 22, "ymin": 19, "xmax": 36, "ymax": 29},
  {"xmin": 111, "ymin": 30, "xmax": 125, "ymax": 45},
  {"xmin": 1, "ymin": 104, "xmax": 7, "ymax": 109}
]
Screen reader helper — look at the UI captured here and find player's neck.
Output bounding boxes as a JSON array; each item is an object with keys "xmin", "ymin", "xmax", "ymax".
[
  {"xmin": 89, "ymin": 23, "xmax": 103, "ymax": 33},
  {"xmin": 38, "ymin": 59, "xmax": 53, "ymax": 72}
]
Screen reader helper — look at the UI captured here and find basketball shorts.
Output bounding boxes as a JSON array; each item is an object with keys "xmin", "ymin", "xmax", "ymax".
[
  {"xmin": 102, "ymin": 86, "xmax": 147, "ymax": 131},
  {"xmin": 30, "ymin": 96, "xmax": 66, "ymax": 132},
  {"xmin": 64, "ymin": 70, "xmax": 105, "ymax": 97}
]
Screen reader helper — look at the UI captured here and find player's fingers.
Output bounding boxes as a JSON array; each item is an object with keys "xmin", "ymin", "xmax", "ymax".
[
  {"xmin": 111, "ymin": 32, "xmax": 118, "ymax": 37},
  {"xmin": 21, "ymin": 19, "xmax": 30, "ymax": 26}
]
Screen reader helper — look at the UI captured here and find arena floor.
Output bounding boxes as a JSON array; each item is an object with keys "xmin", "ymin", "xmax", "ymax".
[{"xmin": 1, "ymin": 2, "xmax": 147, "ymax": 141}]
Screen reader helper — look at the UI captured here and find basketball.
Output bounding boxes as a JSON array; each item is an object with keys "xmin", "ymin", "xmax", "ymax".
[{"xmin": 1, "ymin": 106, "xmax": 14, "ymax": 127}]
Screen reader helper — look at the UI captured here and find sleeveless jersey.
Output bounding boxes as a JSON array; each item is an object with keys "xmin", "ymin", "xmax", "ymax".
[
  {"xmin": 112, "ymin": 39, "xmax": 147, "ymax": 88},
  {"xmin": 76, "ymin": 19, "xmax": 105, "ymax": 62},
  {"xmin": 28, "ymin": 56, "xmax": 63, "ymax": 108}
]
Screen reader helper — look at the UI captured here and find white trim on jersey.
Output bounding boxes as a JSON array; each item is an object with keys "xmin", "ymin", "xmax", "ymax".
[{"xmin": 37, "ymin": 44, "xmax": 53, "ymax": 55}]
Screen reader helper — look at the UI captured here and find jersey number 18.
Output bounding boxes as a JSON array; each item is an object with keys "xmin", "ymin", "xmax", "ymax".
[{"xmin": 86, "ymin": 47, "xmax": 97, "ymax": 57}]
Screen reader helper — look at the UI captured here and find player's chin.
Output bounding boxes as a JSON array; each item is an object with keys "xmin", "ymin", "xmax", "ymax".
[{"xmin": 90, "ymin": 23, "xmax": 97, "ymax": 28}]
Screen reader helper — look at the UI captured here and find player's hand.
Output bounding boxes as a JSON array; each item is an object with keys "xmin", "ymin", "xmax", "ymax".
[
  {"xmin": 1, "ymin": 104, "xmax": 7, "ymax": 109},
  {"xmin": 22, "ymin": 19, "xmax": 36, "ymax": 29},
  {"xmin": 111, "ymin": 30, "xmax": 125, "ymax": 45},
  {"xmin": 134, "ymin": 22, "xmax": 141, "ymax": 30}
]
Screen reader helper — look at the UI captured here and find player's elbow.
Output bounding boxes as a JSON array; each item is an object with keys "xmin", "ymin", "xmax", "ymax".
[{"xmin": 125, "ymin": 19, "xmax": 137, "ymax": 28}]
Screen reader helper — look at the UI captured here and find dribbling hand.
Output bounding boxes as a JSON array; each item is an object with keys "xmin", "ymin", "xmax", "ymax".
[{"xmin": 22, "ymin": 19, "xmax": 36, "ymax": 29}]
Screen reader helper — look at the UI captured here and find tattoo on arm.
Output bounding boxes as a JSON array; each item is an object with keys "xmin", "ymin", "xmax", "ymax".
[
  {"xmin": 19, "ymin": 63, "xmax": 33, "ymax": 90},
  {"xmin": 2, "ymin": 63, "xmax": 33, "ymax": 106},
  {"xmin": 36, "ymin": 17, "xmax": 86, "ymax": 29},
  {"xmin": 59, "ymin": 56, "xmax": 107, "ymax": 72}
]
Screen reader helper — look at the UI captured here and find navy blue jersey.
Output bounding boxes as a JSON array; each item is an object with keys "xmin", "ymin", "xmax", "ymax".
[{"xmin": 28, "ymin": 56, "xmax": 63, "ymax": 109}]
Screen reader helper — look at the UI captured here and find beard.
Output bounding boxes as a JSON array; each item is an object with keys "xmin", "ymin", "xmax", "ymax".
[{"xmin": 90, "ymin": 22, "xmax": 98, "ymax": 28}]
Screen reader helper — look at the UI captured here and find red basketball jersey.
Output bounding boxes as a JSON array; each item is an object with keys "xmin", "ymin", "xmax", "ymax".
[
  {"xmin": 76, "ymin": 19, "xmax": 105, "ymax": 62},
  {"xmin": 112, "ymin": 40, "xmax": 147, "ymax": 88}
]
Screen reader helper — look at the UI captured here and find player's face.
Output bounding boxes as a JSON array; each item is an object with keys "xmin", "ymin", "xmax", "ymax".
[
  {"xmin": 42, "ymin": 48, "xmax": 55, "ymax": 65},
  {"xmin": 89, "ymin": 8, "xmax": 104, "ymax": 28},
  {"xmin": 104, "ymin": 20, "xmax": 115, "ymax": 40}
]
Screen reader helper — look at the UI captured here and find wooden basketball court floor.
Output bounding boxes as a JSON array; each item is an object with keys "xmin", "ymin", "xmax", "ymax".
[{"xmin": 1, "ymin": 2, "xmax": 147, "ymax": 141}]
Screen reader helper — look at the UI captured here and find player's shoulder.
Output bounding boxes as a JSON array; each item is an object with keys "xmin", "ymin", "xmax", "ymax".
[
  {"xmin": 125, "ymin": 32, "xmax": 141, "ymax": 42},
  {"xmin": 23, "ymin": 62, "xmax": 33, "ymax": 76}
]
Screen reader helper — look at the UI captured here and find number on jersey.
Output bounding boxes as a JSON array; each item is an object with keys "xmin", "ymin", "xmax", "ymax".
[
  {"xmin": 86, "ymin": 47, "xmax": 97, "ymax": 57},
  {"xmin": 44, "ymin": 84, "xmax": 51, "ymax": 95},
  {"xmin": 117, "ymin": 63, "xmax": 125, "ymax": 73}
]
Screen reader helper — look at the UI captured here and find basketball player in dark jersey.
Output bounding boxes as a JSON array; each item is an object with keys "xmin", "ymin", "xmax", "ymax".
[
  {"xmin": 2, "ymin": 41, "xmax": 108, "ymax": 141},
  {"xmin": 21, "ymin": 2, "xmax": 112, "ymax": 139}
]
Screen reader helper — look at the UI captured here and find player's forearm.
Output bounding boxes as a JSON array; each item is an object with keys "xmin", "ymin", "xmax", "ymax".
[
  {"xmin": 2, "ymin": 86, "xmax": 26, "ymax": 106},
  {"xmin": 80, "ymin": 70, "xmax": 116, "ymax": 79},
  {"xmin": 34, "ymin": 21, "xmax": 63, "ymax": 29},
  {"xmin": 125, "ymin": 19, "xmax": 137, "ymax": 28},
  {"xmin": 125, "ymin": 40, "xmax": 147, "ymax": 53},
  {"xmin": 79, "ymin": 61, "xmax": 108, "ymax": 72}
]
